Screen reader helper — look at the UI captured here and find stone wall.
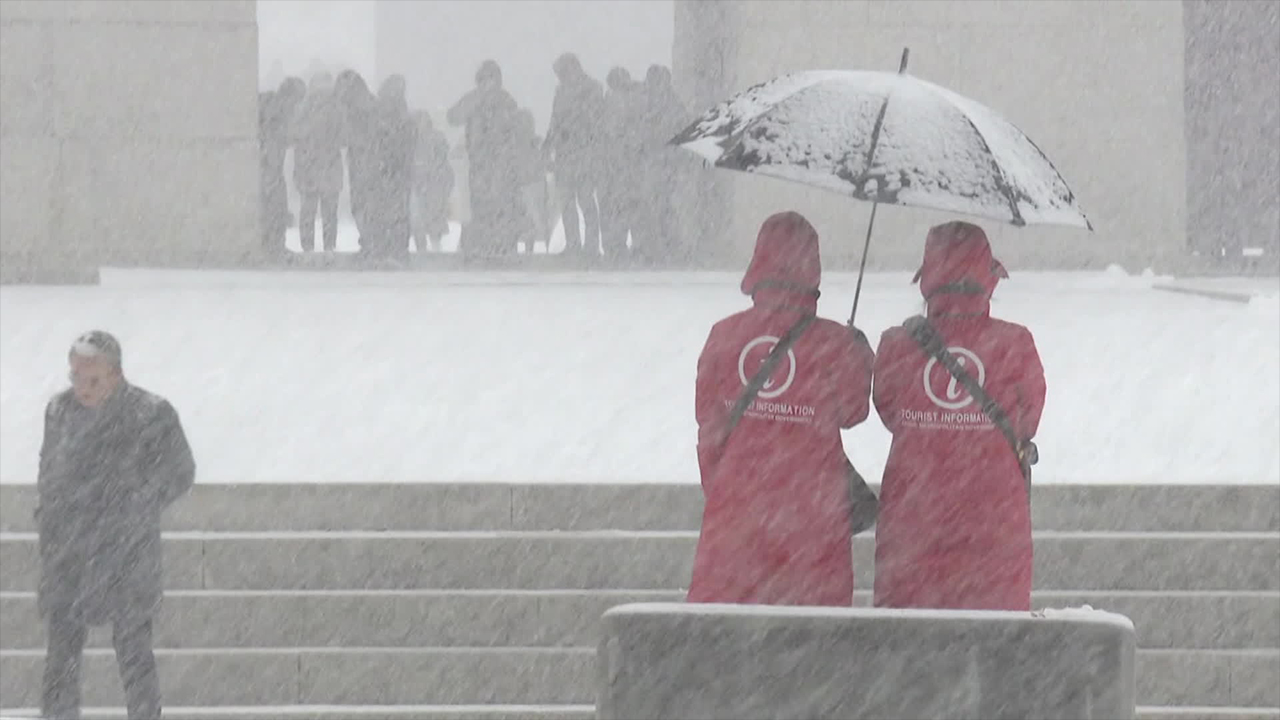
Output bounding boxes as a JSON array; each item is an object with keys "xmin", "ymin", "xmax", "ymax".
[
  {"xmin": 1184, "ymin": 0, "xmax": 1280, "ymax": 268},
  {"xmin": 675, "ymin": 1, "xmax": 1191, "ymax": 273},
  {"xmin": 0, "ymin": 0, "xmax": 260, "ymax": 283}
]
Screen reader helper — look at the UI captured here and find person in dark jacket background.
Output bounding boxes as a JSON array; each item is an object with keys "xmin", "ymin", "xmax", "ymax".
[
  {"xmin": 635, "ymin": 65, "xmax": 691, "ymax": 265},
  {"xmin": 292, "ymin": 72, "xmax": 345, "ymax": 253},
  {"xmin": 447, "ymin": 60, "xmax": 525, "ymax": 260},
  {"xmin": 543, "ymin": 53, "xmax": 604, "ymax": 259},
  {"xmin": 335, "ymin": 70, "xmax": 378, "ymax": 252},
  {"xmin": 37, "ymin": 331, "xmax": 196, "ymax": 720},
  {"xmin": 410, "ymin": 110, "xmax": 455, "ymax": 253},
  {"xmin": 598, "ymin": 67, "xmax": 643, "ymax": 263},
  {"xmin": 363, "ymin": 74, "xmax": 417, "ymax": 262},
  {"xmin": 259, "ymin": 77, "xmax": 305, "ymax": 258}
]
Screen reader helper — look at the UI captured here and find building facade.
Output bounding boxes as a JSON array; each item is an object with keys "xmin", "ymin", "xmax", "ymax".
[
  {"xmin": 673, "ymin": 0, "xmax": 1278, "ymax": 273},
  {"xmin": 0, "ymin": 0, "xmax": 260, "ymax": 282}
]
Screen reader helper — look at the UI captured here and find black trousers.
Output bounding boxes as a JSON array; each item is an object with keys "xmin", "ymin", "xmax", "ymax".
[
  {"xmin": 42, "ymin": 611, "xmax": 161, "ymax": 719},
  {"xmin": 298, "ymin": 190, "xmax": 339, "ymax": 252}
]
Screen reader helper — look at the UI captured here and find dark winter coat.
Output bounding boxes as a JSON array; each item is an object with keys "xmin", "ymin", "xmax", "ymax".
[
  {"xmin": 544, "ymin": 73, "xmax": 605, "ymax": 169},
  {"xmin": 259, "ymin": 89, "xmax": 296, "ymax": 238},
  {"xmin": 292, "ymin": 89, "xmax": 346, "ymax": 197},
  {"xmin": 36, "ymin": 384, "xmax": 195, "ymax": 626}
]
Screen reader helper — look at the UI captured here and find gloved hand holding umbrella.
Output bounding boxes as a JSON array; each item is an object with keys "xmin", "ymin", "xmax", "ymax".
[{"xmin": 670, "ymin": 48, "xmax": 1093, "ymax": 326}]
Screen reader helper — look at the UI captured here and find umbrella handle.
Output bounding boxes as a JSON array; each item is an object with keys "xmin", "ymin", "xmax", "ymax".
[{"xmin": 848, "ymin": 201, "xmax": 879, "ymax": 328}]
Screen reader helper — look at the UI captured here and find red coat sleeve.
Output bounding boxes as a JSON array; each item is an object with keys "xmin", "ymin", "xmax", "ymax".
[
  {"xmin": 1012, "ymin": 326, "xmax": 1047, "ymax": 440},
  {"xmin": 695, "ymin": 328, "xmax": 726, "ymax": 481},
  {"xmin": 832, "ymin": 327, "xmax": 874, "ymax": 429},
  {"xmin": 872, "ymin": 328, "xmax": 912, "ymax": 433}
]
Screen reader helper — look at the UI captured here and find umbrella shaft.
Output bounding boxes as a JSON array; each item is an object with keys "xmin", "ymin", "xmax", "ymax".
[{"xmin": 849, "ymin": 201, "xmax": 879, "ymax": 327}]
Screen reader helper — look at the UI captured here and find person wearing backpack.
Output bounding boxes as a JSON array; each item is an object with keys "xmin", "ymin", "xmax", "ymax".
[
  {"xmin": 687, "ymin": 211, "xmax": 877, "ymax": 607},
  {"xmin": 871, "ymin": 220, "xmax": 1046, "ymax": 611}
]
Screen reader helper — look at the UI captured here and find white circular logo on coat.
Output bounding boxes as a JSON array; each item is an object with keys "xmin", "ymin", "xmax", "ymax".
[
  {"xmin": 738, "ymin": 335, "xmax": 798, "ymax": 399},
  {"xmin": 922, "ymin": 347, "xmax": 986, "ymax": 410}
]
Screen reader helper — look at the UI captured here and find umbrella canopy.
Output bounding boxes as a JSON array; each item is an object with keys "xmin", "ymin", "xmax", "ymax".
[{"xmin": 671, "ymin": 69, "xmax": 1092, "ymax": 231}]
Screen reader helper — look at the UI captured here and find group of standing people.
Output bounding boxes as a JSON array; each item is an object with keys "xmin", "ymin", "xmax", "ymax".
[
  {"xmin": 445, "ymin": 54, "xmax": 696, "ymax": 263},
  {"xmin": 259, "ymin": 54, "xmax": 697, "ymax": 265},
  {"xmin": 260, "ymin": 71, "xmax": 456, "ymax": 261},
  {"xmin": 689, "ymin": 213, "xmax": 1046, "ymax": 612}
]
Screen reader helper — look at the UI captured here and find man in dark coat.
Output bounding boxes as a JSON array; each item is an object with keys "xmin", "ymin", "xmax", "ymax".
[
  {"xmin": 635, "ymin": 65, "xmax": 693, "ymax": 265},
  {"xmin": 363, "ymin": 74, "xmax": 417, "ymax": 262},
  {"xmin": 37, "ymin": 331, "xmax": 196, "ymax": 720},
  {"xmin": 447, "ymin": 60, "xmax": 526, "ymax": 260},
  {"xmin": 259, "ymin": 77, "xmax": 305, "ymax": 259},
  {"xmin": 292, "ymin": 72, "xmax": 345, "ymax": 253},
  {"xmin": 335, "ymin": 70, "xmax": 378, "ymax": 250},
  {"xmin": 543, "ymin": 52, "xmax": 605, "ymax": 258},
  {"xmin": 598, "ymin": 67, "xmax": 644, "ymax": 262}
]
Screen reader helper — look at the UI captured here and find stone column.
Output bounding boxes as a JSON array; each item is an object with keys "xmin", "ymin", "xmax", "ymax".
[{"xmin": 0, "ymin": 0, "xmax": 260, "ymax": 283}]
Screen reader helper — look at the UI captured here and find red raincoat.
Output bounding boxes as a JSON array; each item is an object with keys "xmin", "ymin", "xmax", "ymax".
[
  {"xmin": 871, "ymin": 221, "xmax": 1046, "ymax": 611},
  {"xmin": 688, "ymin": 212, "xmax": 874, "ymax": 606}
]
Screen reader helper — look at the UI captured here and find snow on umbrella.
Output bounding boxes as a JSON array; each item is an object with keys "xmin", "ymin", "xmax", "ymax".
[{"xmin": 670, "ymin": 49, "xmax": 1092, "ymax": 323}]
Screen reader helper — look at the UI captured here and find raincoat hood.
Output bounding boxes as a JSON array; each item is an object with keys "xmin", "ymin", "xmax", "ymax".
[
  {"xmin": 741, "ymin": 211, "xmax": 822, "ymax": 300},
  {"xmin": 913, "ymin": 221, "xmax": 1008, "ymax": 304}
]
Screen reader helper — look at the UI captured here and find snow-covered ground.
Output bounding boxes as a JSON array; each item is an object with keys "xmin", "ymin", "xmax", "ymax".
[{"xmin": 0, "ymin": 263, "xmax": 1276, "ymax": 485}]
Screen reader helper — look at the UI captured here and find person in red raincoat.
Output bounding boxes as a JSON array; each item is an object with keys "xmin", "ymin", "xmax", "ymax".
[
  {"xmin": 687, "ymin": 211, "xmax": 874, "ymax": 606},
  {"xmin": 871, "ymin": 220, "xmax": 1046, "ymax": 611}
]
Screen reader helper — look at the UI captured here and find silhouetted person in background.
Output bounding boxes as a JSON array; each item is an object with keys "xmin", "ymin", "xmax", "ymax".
[
  {"xmin": 259, "ymin": 77, "xmax": 305, "ymax": 258},
  {"xmin": 544, "ymin": 53, "xmax": 604, "ymax": 259},
  {"xmin": 516, "ymin": 108, "xmax": 551, "ymax": 253},
  {"xmin": 447, "ymin": 60, "xmax": 525, "ymax": 260},
  {"xmin": 335, "ymin": 70, "xmax": 377, "ymax": 252},
  {"xmin": 38, "ymin": 331, "xmax": 195, "ymax": 720},
  {"xmin": 599, "ymin": 67, "xmax": 644, "ymax": 262},
  {"xmin": 364, "ymin": 74, "xmax": 416, "ymax": 261},
  {"xmin": 292, "ymin": 72, "xmax": 345, "ymax": 252},
  {"xmin": 636, "ymin": 65, "xmax": 691, "ymax": 265},
  {"xmin": 411, "ymin": 111, "xmax": 455, "ymax": 253}
]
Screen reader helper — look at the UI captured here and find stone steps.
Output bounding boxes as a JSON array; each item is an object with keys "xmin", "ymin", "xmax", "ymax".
[
  {"xmin": 3, "ymin": 483, "xmax": 1274, "ymax": 717},
  {"xmin": 3, "ymin": 531, "xmax": 1277, "ymax": 592},
  {"xmin": 3, "ymin": 589, "xmax": 1276, "ymax": 651},
  {"xmin": 2, "ymin": 483, "xmax": 1276, "ymax": 533},
  {"xmin": 0, "ymin": 647, "xmax": 1276, "ymax": 709},
  {"xmin": 0, "ymin": 706, "xmax": 1277, "ymax": 720}
]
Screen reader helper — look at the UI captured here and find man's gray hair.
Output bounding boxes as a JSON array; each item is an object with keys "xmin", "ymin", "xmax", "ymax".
[{"xmin": 70, "ymin": 330, "xmax": 122, "ymax": 370}]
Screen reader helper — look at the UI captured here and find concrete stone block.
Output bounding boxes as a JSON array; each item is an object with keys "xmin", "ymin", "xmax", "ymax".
[
  {"xmin": 1229, "ymin": 650, "xmax": 1280, "ymax": 707},
  {"xmin": 0, "ymin": 484, "xmax": 517, "ymax": 533},
  {"xmin": 1137, "ymin": 649, "xmax": 1232, "ymax": 707},
  {"xmin": 0, "ymin": 648, "xmax": 299, "ymax": 707},
  {"xmin": 4, "ymin": 589, "xmax": 1273, "ymax": 652},
  {"xmin": 2, "ymin": 531, "xmax": 1276, "ymax": 593},
  {"xmin": 166, "ymin": 484, "xmax": 515, "ymax": 532},
  {"xmin": 0, "ymin": 21, "xmax": 52, "ymax": 137},
  {"xmin": 197, "ymin": 533, "xmax": 699, "ymax": 591},
  {"xmin": 3, "ymin": 484, "xmax": 1276, "ymax": 534},
  {"xmin": 597, "ymin": 602, "xmax": 1138, "ymax": 719},
  {"xmin": 0, "ymin": 0, "xmax": 254, "ymax": 23},
  {"xmin": 0, "ymin": 136, "xmax": 57, "ymax": 258},
  {"xmin": 54, "ymin": 138, "xmax": 259, "ymax": 267},
  {"xmin": 48, "ymin": 24, "xmax": 257, "ymax": 140},
  {"xmin": 1031, "ymin": 486, "xmax": 1280, "ymax": 534},
  {"xmin": 1031, "ymin": 533, "xmax": 1280, "ymax": 591},
  {"xmin": 510, "ymin": 485, "xmax": 702, "ymax": 531},
  {"xmin": 1030, "ymin": 591, "xmax": 1280, "ymax": 650},
  {"xmin": 0, "ymin": 533, "xmax": 204, "ymax": 592},
  {"xmin": 297, "ymin": 648, "xmax": 595, "ymax": 704}
]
